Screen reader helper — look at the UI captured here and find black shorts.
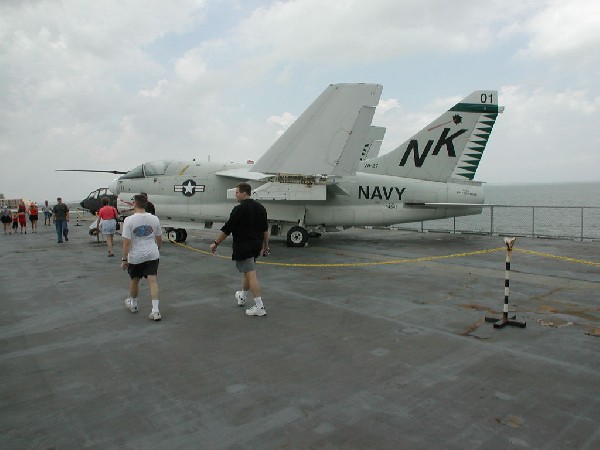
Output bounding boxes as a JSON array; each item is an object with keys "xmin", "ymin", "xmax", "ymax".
[
  {"xmin": 1, "ymin": 216, "xmax": 11, "ymax": 224},
  {"xmin": 127, "ymin": 259, "xmax": 159, "ymax": 279}
]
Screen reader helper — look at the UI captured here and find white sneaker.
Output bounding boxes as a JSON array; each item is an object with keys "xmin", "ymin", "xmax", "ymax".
[
  {"xmin": 235, "ymin": 291, "xmax": 246, "ymax": 307},
  {"xmin": 246, "ymin": 305, "xmax": 266, "ymax": 317},
  {"xmin": 148, "ymin": 310, "xmax": 162, "ymax": 321},
  {"xmin": 124, "ymin": 298, "xmax": 138, "ymax": 313}
]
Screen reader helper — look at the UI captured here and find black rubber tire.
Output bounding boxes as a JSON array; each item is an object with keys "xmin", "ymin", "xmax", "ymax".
[{"xmin": 286, "ymin": 226, "xmax": 309, "ymax": 247}]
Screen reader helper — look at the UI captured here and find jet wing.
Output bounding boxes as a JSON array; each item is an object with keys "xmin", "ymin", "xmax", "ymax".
[
  {"xmin": 251, "ymin": 83, "xmax": 383, "ymax": 177},
  {"xmin": 214, "ymin": 168, "xmax": 270, "ymax": 181}
]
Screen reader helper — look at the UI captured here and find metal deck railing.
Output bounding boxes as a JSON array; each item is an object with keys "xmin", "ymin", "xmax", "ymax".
[{"xmin": 392, "ymin": 205, "xmax": 600, "ymax": 241}]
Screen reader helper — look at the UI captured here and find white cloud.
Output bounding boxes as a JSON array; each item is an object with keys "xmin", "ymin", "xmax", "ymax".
[
  {"xmin": 522, "ymin": 0, "xmax": 600, "ymax": 58},
  {"xmin": 376, "ymin": 99, "xmax": 400, "ymax": 115},
  {"xmin": 231, "ymin": 0, "xmax": 537, "ymax": 69},
  {"xmin": 267, "ymin": 112, "xmax": 297, "ymax": 136},
  {"xmin": 139, "ymin": 79, "xmax": 169, "ymax": 98},
  {"xmin": 175, "ymin": 48, "xmax": 209, "ymax": 81},
  {"xmin": 0, "ymin": 0, "xmax": 599, "ymax": 202},
  {"xmin": 477, "ymin": 85, "xmax": 600, "ymax": 182}
]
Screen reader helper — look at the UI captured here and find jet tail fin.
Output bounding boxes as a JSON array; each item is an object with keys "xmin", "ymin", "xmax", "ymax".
[
  {"xmin": 363, "ymin": 91, "xmax": 503, "ymax": 182},
  {"xmin": 252, "ymin": 83, "xmax": 382, "ymax": 177}
]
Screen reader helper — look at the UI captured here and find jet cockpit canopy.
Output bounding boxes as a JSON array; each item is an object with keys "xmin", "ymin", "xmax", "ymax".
[{"xmin": 120, "ymin": 160, "xmax": 173, "ymax": 179}]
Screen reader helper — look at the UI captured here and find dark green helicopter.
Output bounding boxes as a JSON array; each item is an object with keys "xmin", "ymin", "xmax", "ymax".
[
  {"xmin": 80, "ymin": 187, "xmax": 118, "ymax": 215},
  {"xmin": 57, "ymin": 169, "xmax": 124, "ymax": 215}
]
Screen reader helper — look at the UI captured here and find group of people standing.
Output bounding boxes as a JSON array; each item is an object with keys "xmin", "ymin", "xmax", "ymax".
[
  {"xmin": 1, "ymin": 200, "xmax": 56, "ymax": 235},
  {"xmin": 4, "ymin": 186, "xmax": 270, "ymax": 324}
]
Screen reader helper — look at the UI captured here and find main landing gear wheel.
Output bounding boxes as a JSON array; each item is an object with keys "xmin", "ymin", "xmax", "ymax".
[
  {"xmin": 167, "ymin": 228, "xmax": 187, "ymax": 243},
  {"xmin": 286, "ymin": 226, "xmax": 309, "ymax": 247}
]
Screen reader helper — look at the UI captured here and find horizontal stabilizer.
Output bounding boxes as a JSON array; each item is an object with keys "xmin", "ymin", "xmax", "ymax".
[
  {"xmin": 252, "ymin": 83, "xmax": 382, "ymax": 177},
  {"xmin": 360, "ymin": 126, "xmax": 386, "ymax": 161},
  {"xmin": 404, "ymin": 202, "xmax": 488, "ymax": 208}
]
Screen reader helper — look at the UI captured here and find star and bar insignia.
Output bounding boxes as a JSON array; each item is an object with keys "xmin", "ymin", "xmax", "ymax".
[{"xmin": 174, "ymin": 179, "xmax": 205, "ymax": 197}]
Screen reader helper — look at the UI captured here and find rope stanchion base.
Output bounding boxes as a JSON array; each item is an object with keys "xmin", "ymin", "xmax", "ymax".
[{"xmin": 485, "ymin": 314, "xmax": 526, "ymax": 329}]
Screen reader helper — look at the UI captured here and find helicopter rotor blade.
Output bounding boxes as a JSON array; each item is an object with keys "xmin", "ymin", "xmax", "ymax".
[{"xmin": 56, "ymin": 169, "xmax": 128, "ymax": 175}]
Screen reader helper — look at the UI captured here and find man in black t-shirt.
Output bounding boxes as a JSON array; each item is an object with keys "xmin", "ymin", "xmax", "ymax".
[
  {"xmin": 52, "ymin": 197, "xmax": 70, "ymax": 243},
  {"xmin": 210, "ymin": 183, "xmax": 269, "ymax": 316},
  {"xmin": 141, "ymin": 193, "xmax": 155, "ymax": 215}
]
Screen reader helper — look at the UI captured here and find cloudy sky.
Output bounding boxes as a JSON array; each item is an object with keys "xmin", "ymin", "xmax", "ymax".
[{"xmin": 1, "ymin": 0, "xmax": 599, "ymax": 202}]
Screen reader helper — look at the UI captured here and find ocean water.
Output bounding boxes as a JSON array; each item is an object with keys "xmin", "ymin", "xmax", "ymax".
[
  {"xmin": 403, "ymin": 182, "xmax": 600, "ymax": 239},
  {"xmin": 484, "ymin": 182, "xmax": 600, "ymax": 207}
]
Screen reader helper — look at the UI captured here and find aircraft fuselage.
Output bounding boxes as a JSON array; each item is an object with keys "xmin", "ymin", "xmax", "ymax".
[{"xmin": 111, "ymin": 161, "xmax": 483, "ymax": 231}]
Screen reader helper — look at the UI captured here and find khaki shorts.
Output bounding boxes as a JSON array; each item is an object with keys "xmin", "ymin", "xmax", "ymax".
[{"xmin": 235, "ymin": 257, "xmax": 256, "ymax": 273}]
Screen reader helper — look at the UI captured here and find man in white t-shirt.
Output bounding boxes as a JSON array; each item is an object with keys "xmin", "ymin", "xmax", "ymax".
[{"xmin": 120, "ymin": 194, "xmax": 163, "ymax": 321}]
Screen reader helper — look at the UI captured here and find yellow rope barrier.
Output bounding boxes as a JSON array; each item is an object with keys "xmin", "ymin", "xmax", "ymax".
[
  {"xmin": 169, "ymin": 240, "xmax": 506, "ymax": 267},
  {"xmin": 514, "ymin": 248, "xmax": 600, "ymax": 267},
  {"xmin": 170, "ymin": 239, "xmax": 599, "ymax": 268}
]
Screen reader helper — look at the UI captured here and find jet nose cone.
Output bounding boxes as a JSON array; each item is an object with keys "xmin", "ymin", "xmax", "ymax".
[
  {"xmin": 108, "ymin": 177, "xmax": 119, "ymax": 194},
  {"xmin": 80, "ymin": 201, "xmax": 85, "ymax": 208}
]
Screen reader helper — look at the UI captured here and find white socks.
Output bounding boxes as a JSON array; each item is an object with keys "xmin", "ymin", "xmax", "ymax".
[
  {"xmin": 241, "ymin": 290, "xmax": 264, "ymax": 309},
  {"xmin": 130, "ymin": 298, "xmax": 159, "ymax": 311}
]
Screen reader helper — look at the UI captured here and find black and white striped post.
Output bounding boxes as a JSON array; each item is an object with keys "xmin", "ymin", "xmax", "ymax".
[
  {"xmin": 485, "ymin": 237, "xmax": 526, "ymax": 329},
  {"xmin": 75, "ymin": 209, "xmax": 82, "ymax": 226}
]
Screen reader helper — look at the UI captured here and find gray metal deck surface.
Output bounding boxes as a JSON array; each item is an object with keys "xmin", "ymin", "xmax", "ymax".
[{"xmin": 1, "ymin": 221, "xmax": 598, "ymax": 449}]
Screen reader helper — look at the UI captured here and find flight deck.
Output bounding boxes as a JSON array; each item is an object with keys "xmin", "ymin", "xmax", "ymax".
[{"xmin": 1, "ymin": 220, "xmax": 598, "ymax": 449}]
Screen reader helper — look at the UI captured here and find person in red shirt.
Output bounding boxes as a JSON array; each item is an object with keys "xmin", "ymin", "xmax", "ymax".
[
  {"xmin": 28, "ymin": 203, "xmax": 39, "ymax": 233},
  {"xmin": 96, "ymin": 197, "xmax": 119, "ymax": 257},
  {"xmin": 17, "ymin": 201, "xmax": 27, "ymax": 234}
]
